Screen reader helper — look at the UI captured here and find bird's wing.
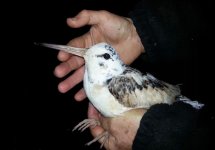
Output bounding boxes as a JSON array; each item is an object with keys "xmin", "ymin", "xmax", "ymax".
[{"xmin": 107, "ymin": 67, "xmax": 181, "ymax": 108}]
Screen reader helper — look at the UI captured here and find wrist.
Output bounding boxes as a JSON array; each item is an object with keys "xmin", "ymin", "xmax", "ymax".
[
  {"xmin": 133, "ymin": 102, "xmax": 199, "ymax": 150},
  {"xmin": 119, "ymin": 18, "xmax": 145, "ymax": 65},
  {"xmin": 127, "ymin": 18, "xmax": 145, "ymax": 54}
]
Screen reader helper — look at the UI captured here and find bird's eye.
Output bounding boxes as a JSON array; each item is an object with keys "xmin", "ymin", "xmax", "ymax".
[{"xmin": 103, "ymin": 53, "xmax": 111, "ymax": 60}]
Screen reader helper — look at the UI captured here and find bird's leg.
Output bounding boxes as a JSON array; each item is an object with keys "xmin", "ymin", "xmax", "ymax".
[
  {"xmin": 73, "ymin": 119, "xmax": 109, "ymax": 148},
  {"xmin": 86, "ymin": 131, "xmax": 109, "ymax": 149},
  {"xmin": 72, "ymin": 118, "xmax": 100, "ymax": 132}
]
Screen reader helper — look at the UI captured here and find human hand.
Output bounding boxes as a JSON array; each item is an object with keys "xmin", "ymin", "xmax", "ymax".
[
  {"xmin": 88, "ymin": 103, "xmax": 146, "ymax": 150},
  {"xmin": 54, "ymin": 10, "xmax": 144, "ymax": 101}
]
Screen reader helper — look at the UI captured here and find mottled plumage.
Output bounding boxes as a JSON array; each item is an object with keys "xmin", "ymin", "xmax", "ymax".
[{"xmin": 108, "ymin": 67, "xmax": 180, "ymax": 109}]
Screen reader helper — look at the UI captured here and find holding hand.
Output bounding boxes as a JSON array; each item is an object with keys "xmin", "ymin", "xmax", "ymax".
[
  {"xmin": 87, "ymin": 104, "xmax": 146, "ymax": 150},
  {"xmin": 54, "ymin": 10, "xmax": 144, "ymax": 101}
]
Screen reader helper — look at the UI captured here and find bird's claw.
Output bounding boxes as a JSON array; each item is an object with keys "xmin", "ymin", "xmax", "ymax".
[
  {"xmin": 73, "ymin": 118, "xmax": 100, "ymax": 132},
  {"xmin": 86, "ymin": 131, "xmax": 109, "ymax": 149},
  {"xmin": 73, "ymin": 119, "xmax": 109, "ymax": 148}
]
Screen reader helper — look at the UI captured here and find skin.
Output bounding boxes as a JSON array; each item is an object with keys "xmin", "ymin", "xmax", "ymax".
[
  {"xmin": 88, "ymin": 103, "xmax": 146, "ymax": 150},
  {"xmin": 54, "ymin": 10, "xmax": 145, "ymax": 149}
]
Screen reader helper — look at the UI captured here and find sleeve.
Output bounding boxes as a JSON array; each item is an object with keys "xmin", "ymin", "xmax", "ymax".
[
  {"xmin": 128, "ymin": 1, "xmax": 213, "ymax": 149},
  {"xmin": 128, "ymin": 0, "xmax": 207, "ymax": 65},
  {"xmin": 132, "ymin": 101, "xmax": 213, "ymax": 150}
]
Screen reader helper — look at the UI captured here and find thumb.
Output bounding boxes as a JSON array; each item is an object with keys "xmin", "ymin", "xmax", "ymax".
[
  {"xmin": 87, "ymin": 103, "xmax": 106, "ymax": 144},
  {"xmin": 88, "ymin": 102, "xmax": 100, "ymax": 119},
  {"xmin": 67, "ymin": 10, "xmax": 103, "ymax": 28}
]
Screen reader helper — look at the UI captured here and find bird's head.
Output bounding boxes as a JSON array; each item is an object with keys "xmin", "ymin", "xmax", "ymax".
[
  {"xmin": 84, "ymin": 43, "xmax": 125, "ymax": 83},
  {"xmin": 37, "ymin": 42, "xmax": 125, "ymax": 83}
]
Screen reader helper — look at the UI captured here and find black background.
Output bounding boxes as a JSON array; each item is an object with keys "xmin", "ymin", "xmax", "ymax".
[
  {"xmin": 4, "ymin": 0, "xmax": 214, "ymax": 150},
  {"xmin": 6, "ymin": 0, "xmax": 139, "ymax": 150}
]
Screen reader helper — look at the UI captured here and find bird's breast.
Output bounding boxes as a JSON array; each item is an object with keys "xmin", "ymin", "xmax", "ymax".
[{"xmin": 84, "ymin": 73, "xmax": 131, "ymax": 117}]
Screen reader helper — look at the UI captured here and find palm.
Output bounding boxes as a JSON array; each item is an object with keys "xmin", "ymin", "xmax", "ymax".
[{"xmin": 88, "ymin": 104, "xmax": 145, "ymax": 150}]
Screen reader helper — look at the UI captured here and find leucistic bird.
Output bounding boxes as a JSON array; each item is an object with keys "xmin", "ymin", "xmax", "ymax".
[{"xmin": 37, "ymin": 42, "xmax": 203, "ymax": 148}]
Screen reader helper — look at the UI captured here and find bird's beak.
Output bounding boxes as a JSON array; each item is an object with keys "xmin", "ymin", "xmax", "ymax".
[{"xmin": 35, "ymin": 43, "xmax": 87, "ymax": 57}]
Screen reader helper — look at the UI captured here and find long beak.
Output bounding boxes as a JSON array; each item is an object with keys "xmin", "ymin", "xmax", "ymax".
[{"xmin": 35, "ymin": 42, "xmax": 87, "ymax": 57}]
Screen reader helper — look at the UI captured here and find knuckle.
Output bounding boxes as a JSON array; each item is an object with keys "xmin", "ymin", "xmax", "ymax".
[
  {"xmin": 80, "ymin": 9, "xmax": 89, "ymax": 15},
  {"xmin": 98, "ymin": 10, "xmax": 109, "ymax": 15}
]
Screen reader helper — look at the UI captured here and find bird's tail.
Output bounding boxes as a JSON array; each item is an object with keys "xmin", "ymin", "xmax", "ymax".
[{"xmin": 175, "ymin": 95, "xmax": 204, "ymax": 110}]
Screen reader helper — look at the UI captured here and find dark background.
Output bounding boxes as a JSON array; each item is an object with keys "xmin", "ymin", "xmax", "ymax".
[
  {"xmin": 6, "ymin": 0, "xmax": 140, "ymax": 150},
  {"xmin": 4, "ymin": 0, "xmax": 214, "ymax": 150}
]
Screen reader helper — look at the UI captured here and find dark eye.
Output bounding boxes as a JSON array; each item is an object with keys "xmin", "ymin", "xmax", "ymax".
[{"xmin": 103, "ymin": 53, "xmax": 111, "ymax": 60}]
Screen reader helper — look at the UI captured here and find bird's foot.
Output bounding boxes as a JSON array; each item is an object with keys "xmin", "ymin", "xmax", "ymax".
[
  {"xmin": 72, "ymin": 118, "xmax": 100, "ymax": 132},
  {"xmin": 86, "ymin": 131, "xmax": 109, "ymax": 149},
  {"xmin": 73, "ymin": 119, "xmax": 109, "ymax": 148}
]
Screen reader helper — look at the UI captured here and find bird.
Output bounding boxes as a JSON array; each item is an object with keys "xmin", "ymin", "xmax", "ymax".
[{"xmin": 37, "ymin": 42, "xmax": 204, "ymax": 148}]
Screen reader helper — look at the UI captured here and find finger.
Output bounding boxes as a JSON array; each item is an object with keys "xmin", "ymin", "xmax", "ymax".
[
  {"xmin": 88, "ymin": 103, "xmax": 100, "ymax": 119},
  {"xmin": 67, "ymin": 33, "xmax": 93, "ymax": 50},
  {"xmin": 88, "ymin": 104, "xmax": 104, "ymax": 136},
  {"xmin": 88, "ymin": 104, "xmax": 109, "ymax": 146},
  {"xmin": 54, "ymin": 56, "xmax": 84, "ymax": 78},
  {"xmin": 58, "ymin": 66, "xmax": 85, "ymax": 93},
  {"xmin": 67, "ymin": 35, "xmax": 87, "ymax": 48},
  {"xmin": 57, "ymin": 51, "xmax": 71, "ymax": 62},
  {"xmin": 74, "ymin": 88, "xmax": 87, "ymax": 101},
  {"xmin": 67, "ymin": 10, "xmax": 103, "ymax": 28}
]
